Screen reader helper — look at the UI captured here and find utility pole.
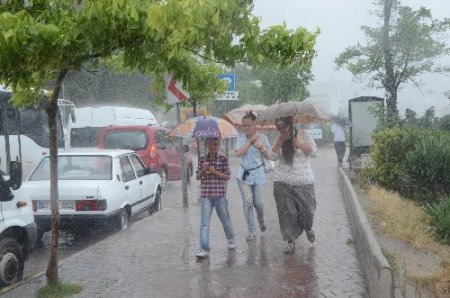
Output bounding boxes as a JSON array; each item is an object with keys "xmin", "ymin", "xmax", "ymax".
[{"xmin": 176, "ymin": 103, "xmax": 189, "ymax": 208}]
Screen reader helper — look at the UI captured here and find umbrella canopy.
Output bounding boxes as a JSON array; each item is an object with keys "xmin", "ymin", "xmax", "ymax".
[
  {"xmin": 329, "ymin": 114, "xmax": 352, "ymax": 126},
  {"xmin": 226, "ymin": 104, "xmax": 268, "ymax": 124},
  {"xmin": 169, "ymin": 116, "xmax": 239, "ymax": 139},
  {"xmin": 255, "ymin": 100, "xmax": 329, "ymax": 125}
]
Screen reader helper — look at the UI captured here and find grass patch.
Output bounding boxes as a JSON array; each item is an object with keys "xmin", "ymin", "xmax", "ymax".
[
  {"xmin": 365, "ymin": 185, "xmax": 450, "ymax": 295},
  {"xmin": 367, "ymin": 186, "xmax": 435, "ymax": 249},
  {"xmin": 37, "ymin": 280, "xmax": 82, "ymax": 298}
]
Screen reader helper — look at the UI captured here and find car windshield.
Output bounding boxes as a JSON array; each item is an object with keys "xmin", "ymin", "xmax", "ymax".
[
  {"xmin": 103, "ymin": 130, "xmax": 147, "ymax": 150},
  {"xmin": 29, "ymin": 155, "xmax": 112, "ymax": 181}
]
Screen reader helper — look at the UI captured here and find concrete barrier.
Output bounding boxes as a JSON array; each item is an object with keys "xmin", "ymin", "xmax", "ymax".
[{"xmin": 338, "ymin": 167, "xmax": 395, "ymax": 298}]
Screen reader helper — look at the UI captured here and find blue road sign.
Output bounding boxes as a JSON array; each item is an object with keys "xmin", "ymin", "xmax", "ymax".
[{"xmin": 218, "ymin": 73, "xmax": 236, "ymax": 91}]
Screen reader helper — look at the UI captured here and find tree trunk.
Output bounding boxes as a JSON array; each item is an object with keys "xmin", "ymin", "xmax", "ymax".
[
  {"xmin": 46, "ymin": 69, "xmax": 67, "ymax": 284},
  {"xmin": 382, "ymin": 0, "xmax": 398, "ymax": 120}
]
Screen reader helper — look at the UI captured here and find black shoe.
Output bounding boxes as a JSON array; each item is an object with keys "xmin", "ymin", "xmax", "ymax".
[{"xmin": 306, "ymin": 230, "xmax": 315, "ymax": 243}]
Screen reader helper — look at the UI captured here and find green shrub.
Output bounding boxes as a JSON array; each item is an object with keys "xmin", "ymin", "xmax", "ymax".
[
  {"xmin": 403, "ymin": 136, "xmax": 450, "ymax": 202},
  {"xmin": 369, "ymin": 128, "xmax": 450, "ymax": 202},
  {"xmin": 369, "ymin": 128, "xmax": 420, "ymax": 192},
  {"xmin": 424, "ymin": 197, "xmax": 450, "ymax": 244}
]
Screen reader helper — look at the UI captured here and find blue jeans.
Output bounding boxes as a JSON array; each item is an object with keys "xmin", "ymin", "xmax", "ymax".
[
  {"xmin": 237, "ymin": 180, "xmax": 266, "ymax": 234},
  {"xmin": 199, "ymin": 197, "xmax": 235, "ymax": 251}
]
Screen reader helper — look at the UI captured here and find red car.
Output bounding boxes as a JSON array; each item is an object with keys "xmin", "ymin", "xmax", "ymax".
[{"xmin": 97, "ymin": 125, "xmax": 193, "ymax": 187}]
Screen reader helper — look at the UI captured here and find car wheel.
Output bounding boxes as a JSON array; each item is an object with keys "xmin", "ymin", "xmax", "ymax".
[
  {"xmin": 150, "ymin": 187, "xmax": 162, "ymax": 214},
  {"xmin": 36, "ymin": 228, "xmax": 45, "ymax": 243},
  {"xmin": 118, "ymin": 208, "xmax": 129, "ymax": 231},
  {"xmin": 159, "ymin": 167, "xmax": 167, "ymax": 189},
  {"xmin": 0, "ymin": 238, "xmax": 24, "ymax": 287}
]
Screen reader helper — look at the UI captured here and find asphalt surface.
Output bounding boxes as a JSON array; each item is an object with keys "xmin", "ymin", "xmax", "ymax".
[{"xmin": 3, "ymin": 147, "xmax": 367, "ymax": 297}]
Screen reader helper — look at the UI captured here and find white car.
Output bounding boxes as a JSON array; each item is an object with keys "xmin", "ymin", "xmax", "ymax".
[{"xmin": 17, "ymin": 150, "xmax": 161, "ymax": 238}]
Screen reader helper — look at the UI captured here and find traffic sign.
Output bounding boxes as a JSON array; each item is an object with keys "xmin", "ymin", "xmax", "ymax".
[
  {"xmin": 166, "ymin": 75, "xmax": 189, "ymax": 104},
  {"xmin": 216, "ymin": 91, "xmax": 239, "ymax": 101},
  {"xmin": 218, "ymin": 73, "xmax": 236, "ymax": 91}
]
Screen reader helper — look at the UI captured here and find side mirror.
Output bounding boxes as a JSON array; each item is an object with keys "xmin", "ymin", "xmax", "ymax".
[
  {"xmin": 145, "ymin": 167, "xmax": 157, "ymax": 175},
  {"xmin": 9, "ymin": 161, "xmax": 22, "ymax": 190},
  {"xmin": 70, "ymin": 108, "xmax": 76, "ymax": 123},
  {"xmin": 183, "ymin": 144, "xmax": 190, "ymax": 153}
]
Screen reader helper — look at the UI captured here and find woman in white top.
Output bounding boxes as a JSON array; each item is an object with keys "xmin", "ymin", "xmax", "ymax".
[{"xmin": 270, "ymin": 116, "xmax": 318, "ymax": 254}]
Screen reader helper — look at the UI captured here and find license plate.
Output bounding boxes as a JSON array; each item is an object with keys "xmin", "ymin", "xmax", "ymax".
[{"xmin": 38, "ymin": 201, "xmax": 75, "ymax": 210}]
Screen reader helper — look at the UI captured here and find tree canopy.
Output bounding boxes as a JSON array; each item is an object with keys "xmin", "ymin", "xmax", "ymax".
[
  {"xmin": 335, "ymin": 0, "xmax": 450, "ymax": 119},
  {"xmin": 0, "ymin": 0, "xmax": 318, "ymax": 284}
]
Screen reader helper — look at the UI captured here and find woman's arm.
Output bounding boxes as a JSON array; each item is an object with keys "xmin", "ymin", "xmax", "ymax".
[
  {"xmin": 235, "ymin": 140, "xmax": 254, "ymax": 157},
  {"xmin": 294, "ymin": 130, "xmax": 317, "ymax": 157}
]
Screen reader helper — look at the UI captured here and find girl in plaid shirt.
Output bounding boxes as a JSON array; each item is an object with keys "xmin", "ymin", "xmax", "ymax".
[{"xmin": 195, "ymin": 137, "xmax": 236, "ymax": 259}]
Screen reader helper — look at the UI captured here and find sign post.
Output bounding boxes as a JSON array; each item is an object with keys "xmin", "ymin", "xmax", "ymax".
[
  {"xmin": 166, "ymin": 75, "xmax": 189, "ymax": 208},
  {"xmin": 216, "ymin": 73, "xmax": 239, "ymax": 158}
]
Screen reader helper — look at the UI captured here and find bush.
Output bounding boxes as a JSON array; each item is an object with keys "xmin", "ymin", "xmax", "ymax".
[
  {"xmin": 424, "ymin": 197, "xmax": 450, "ymax": 244},
  {"xmin": 369, "ymin": 128, "xmax": 450, "ymax": 202},
  {"xmin": 403, "ymin": 136, "xmax": 450, "ymax": 202},
  {"xmin": 369, "ymin": 128, "xmax": 421, "ymax": 192}
]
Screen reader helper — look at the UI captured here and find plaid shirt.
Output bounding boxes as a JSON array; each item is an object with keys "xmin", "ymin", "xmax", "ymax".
[{"xmin": 198, "ymin": 153, "xmax": 230, "ymax": 199}]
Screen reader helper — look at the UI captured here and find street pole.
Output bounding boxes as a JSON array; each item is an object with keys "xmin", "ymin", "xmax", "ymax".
[{"xmin": 176, "ymin": 103, "xmax": 189, "ymax": 208}]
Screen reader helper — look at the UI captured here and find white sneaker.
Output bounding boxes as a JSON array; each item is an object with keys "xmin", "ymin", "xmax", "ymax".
[
  {"xmin": 227, "ymin": 239, "xmax": 236, "ymax": 250},
  {"xmin": 196, "ymin": 250, "xmax": 209, "ymax": 259},
  {"xmin": 246, "ymin": 233, "xmax": 256, "ymax": 241}
]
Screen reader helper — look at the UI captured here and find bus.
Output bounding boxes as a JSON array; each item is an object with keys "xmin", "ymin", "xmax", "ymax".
[{"xmin": 0, "ymin": 86, "xmax": 65, "ymax": 178}]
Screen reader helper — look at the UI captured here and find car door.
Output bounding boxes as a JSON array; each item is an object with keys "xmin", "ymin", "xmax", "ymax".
[
  {"xmin": 119, "ymin": 156, "xmax": 140, "ymax": 215},
  {"xmin": 129, "ymin": 154, "xmax": 156, "ymax": 211}
]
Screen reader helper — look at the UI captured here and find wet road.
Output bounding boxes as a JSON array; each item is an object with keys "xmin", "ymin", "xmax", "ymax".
[
  {"xmin": 6, "ymin": 148, "xmax": 368, "ymax": 297},
  {"xmin": 21, "ymin": 178, "xmax": 191, "ymax": 282}
]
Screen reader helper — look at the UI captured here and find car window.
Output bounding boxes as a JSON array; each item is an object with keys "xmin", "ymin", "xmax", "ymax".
[
  {"xmin": 71, "ymin": 127, "xmax": 104, "ymax": 148},
  {"xmin": 29, "ymin": 155, "xmax": 112, "ymax": 180},
  {"xmin": 119, "ymin": 156, "xmax": 136, "ymax": 182},
  {"xmin": 104, "ymin": 130, "xmax": 148, "ymax": 150},
  {"xmin": 155, "ymin": 130, "xmax": 166, "ymax": 145},
  {"xmin": 129, "ymin": 154, "xmax": 146, "ymax": 177}
]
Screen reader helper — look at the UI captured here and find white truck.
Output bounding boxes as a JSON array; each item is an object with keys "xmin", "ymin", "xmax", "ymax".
[
  {"xmin": 68, "ymin": 106, "xmax": 158, "ymax": 148},
  {"xmin": 0, "ymin": 161, "xmax": 37, "ymax": 287}
]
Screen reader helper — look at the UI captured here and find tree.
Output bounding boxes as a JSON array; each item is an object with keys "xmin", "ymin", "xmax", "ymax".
[
  {"xmin": 335, "ymin": 0, "xmax": 450, "ymax": 121},
  {"xmin": 0, "ymin": 0, "xmax": 317, "ymax": 284},
  {"xmin": 250, "ymin": 63, "xmax": 312, "ymax": 104}
]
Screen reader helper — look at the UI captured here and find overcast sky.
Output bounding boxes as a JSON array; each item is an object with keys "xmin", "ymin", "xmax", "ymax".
[{"xmin": 253, "ymin": 0, "xmax": 450, "ymax": 116}]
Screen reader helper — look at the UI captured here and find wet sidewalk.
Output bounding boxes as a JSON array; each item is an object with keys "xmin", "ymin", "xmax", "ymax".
[{"xmin": 5, "ymin": 147, "xmax": 367, "ymax": 297}]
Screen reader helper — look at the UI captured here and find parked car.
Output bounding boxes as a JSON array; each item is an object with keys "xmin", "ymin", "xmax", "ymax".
[
  {"xmin": 0, "ymin": 161, "xmax": 37, "ymax": 287},
  {"xmin": 16, "ymin": 150, "xmax": 161, "ymax": 239},
  {"xmin": 97, "ymin": 125, "xmax": 193, "ymax": 187}
]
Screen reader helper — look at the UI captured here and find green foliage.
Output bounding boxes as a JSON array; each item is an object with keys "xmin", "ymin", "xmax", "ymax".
[
  {"xmin": 403, "ymin": 136, "xmax": 450, "ymax": 202},
  {"xmin": 37, "ymin": 280, "xmax": 83, "ymax": 298},
  {"xmin": 369, "ymin": 128, "xmax": 419, "ymax": 191},
  {"xmin": 424, "ymin": 197, "xmax": 450, "ymax": 244},
  {"xmin": 370, "ymin": 128, "xmax": 450, "ymax": 203},
  {"xmin": 227, "ymin": 63, "xmax": 312, "ymax": 109}
]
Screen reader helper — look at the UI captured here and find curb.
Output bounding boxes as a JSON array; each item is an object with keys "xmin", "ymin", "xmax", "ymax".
[{"xmin": 338, "ymin": 167, "xmax": 395, "ymax": 298}]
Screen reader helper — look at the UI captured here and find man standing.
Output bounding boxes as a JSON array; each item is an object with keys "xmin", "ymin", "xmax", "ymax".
[{"xmin": 331, "ymin": 122, "xmax": 346, "ymax": 166}]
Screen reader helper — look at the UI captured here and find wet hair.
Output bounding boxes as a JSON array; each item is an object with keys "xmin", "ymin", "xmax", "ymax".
[
  {"xmin": 277, "ymin": 117, "xmax": 297, "ymax": 165},
  {"xmin": 242, "ymin": 111, "xmax": 256, "ymax": 122}
]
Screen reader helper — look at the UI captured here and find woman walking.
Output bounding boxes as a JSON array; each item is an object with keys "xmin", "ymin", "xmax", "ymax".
[
  {"xmin": 235, "ymin": 111, "xmax": 271, "ymax": 241},
  {"xmin": 271, "ymin": 116, "xmax": 318, "ymax": 253}
]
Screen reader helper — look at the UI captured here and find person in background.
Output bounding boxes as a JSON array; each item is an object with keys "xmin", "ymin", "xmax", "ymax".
[
  {"xmin": 331, "ymin": 122, "xmax": 346, "ymax": 166},
  {"xmin": 195, "ymin": 137, "xmax": 236, "ymax": 259},
  {"xmin": 235, "ymin": 111, "xmax": 271, "ymax": 241},
  {"xmin": 271, "ymin": 116, "xmax": 318, "ymax": 254}
]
